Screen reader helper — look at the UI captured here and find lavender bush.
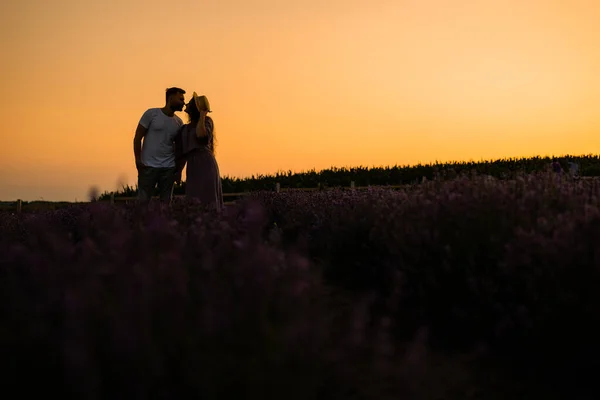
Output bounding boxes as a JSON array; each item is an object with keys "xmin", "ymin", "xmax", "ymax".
[
  {"xmin": 242, "ymin": 172, "xmax": 600, "ymax": 395},
  {"xmin": 1, "ymin": 171, "xmax": 600, "ymax": 398},
  {"xmin": 0, "ymin": 200, "xmax": 423, "ymax": 400}
]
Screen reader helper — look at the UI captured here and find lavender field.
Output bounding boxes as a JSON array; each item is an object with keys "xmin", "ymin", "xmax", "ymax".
[{"xmin": 2, "ymin": 171, "xmax": 599, "ymax": 399}]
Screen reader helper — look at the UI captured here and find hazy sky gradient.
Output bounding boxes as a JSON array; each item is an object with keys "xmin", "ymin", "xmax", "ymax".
[{"xmin": 1, "ymin": 0, "xmax": 599, "ymax": 200}]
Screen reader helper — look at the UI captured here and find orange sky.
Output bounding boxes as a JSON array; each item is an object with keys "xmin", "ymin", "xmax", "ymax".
[{"xmin": 1, "ymin": 0, "xmax": 599, "ymax": 201}]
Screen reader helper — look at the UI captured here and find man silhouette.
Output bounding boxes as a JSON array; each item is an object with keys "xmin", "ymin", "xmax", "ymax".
[{"xmin": 133, "ymin": 87, "xmax": 185, "ymax": 203}]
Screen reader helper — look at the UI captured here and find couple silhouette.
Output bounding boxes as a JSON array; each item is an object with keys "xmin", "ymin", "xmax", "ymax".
[{"xmin": 133, "ymin": 87, "xmax": 224, "ymax": 212}]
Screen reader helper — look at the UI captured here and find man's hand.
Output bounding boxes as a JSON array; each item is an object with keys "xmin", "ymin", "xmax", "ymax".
[{"xmin": 136, "ymin": 159, "xmax": 146, "ymax": 172}]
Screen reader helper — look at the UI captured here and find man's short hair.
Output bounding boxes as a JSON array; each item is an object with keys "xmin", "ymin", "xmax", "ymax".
[{"xmin": 166, "ymin": 87, "xmax": 186, "ymax": 103}]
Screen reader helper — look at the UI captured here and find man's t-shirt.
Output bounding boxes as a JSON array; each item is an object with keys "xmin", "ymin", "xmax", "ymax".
[{"xmin": 139, "ymin": 108, "xmax": 184, "ymax": 168}]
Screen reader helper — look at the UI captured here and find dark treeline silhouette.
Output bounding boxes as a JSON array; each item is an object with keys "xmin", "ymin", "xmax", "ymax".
[{"xmin": 99, "ymin": 154, "xmax": 600, "ymax": 200}]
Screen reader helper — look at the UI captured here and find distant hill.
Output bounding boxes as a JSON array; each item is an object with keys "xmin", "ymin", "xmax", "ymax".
[{"xmin": 100, "ymin": 153, "xmax": 600, "ymax": 200}]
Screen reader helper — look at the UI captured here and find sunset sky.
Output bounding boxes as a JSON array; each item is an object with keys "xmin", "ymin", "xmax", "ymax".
[{"xmin": 1, "ymin": 0, "xmax": 599, "ymax": 201}]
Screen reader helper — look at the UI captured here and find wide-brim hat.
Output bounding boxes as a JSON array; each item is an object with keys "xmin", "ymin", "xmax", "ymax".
[{"xmin": 193, "ymin": 92, "xmax": 212, "ymax": 113}]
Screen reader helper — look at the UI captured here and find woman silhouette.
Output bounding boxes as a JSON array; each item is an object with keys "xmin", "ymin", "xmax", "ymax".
[{"xmin": 175, "ymin": 92, "xmax": 224, "ymax": 212}]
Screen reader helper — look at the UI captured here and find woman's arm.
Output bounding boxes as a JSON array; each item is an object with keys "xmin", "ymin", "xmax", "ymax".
[
  {"xmin": 195, "ymin": 110, "xmax": 209, "ymax": 138},
  {"xmin": 175, "ymin": 156, "xmax": 186, "ymax": 174},
  {"xmin": 173, "ymin": 125, "xmax": 186, "ymax": 183},
  {"xmin": 174, "ymin": 158, "xmax": 186, "ymax": 184}
]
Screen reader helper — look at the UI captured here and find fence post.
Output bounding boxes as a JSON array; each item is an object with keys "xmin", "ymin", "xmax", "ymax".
[
  {"xmin": 16, "ymin": 199, "xmax": 22, "ymax": 214},
  {"xmin": 350, "ymin": 181, "xmax": 355, "ymax": 190},
  {"xmin": 275, "ymin": 182, "xmax": 280, "ymax": 193},
  {"xmin": 110, "ymin": 192, "xmax": 115, "ymax": 205}
]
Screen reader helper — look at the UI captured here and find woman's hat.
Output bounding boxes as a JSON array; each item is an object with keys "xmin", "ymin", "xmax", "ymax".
[{"xmin": 193, "ymin": 92, "xmax": 211, "ymax": 113}]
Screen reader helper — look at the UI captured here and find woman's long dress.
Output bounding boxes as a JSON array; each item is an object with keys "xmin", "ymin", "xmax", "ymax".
[{"xmin": 175, "ymin": 122, "xmax": 224, "ymax": 212}]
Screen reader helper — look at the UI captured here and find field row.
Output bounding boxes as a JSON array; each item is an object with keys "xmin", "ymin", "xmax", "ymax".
[{"xmin": 2, "ymin": 171, "xmax": 600, "ymax": 397}]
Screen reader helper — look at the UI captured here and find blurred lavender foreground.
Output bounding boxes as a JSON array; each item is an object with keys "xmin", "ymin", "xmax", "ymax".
[{"xmin": 1, "ymin": 171, "xmax": 600, "ymax": 399}]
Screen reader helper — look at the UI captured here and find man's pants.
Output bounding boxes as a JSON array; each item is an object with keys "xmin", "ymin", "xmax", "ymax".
[{"xmin": 137, "ymin": 166, "xmax": 176, "ymax": 203}]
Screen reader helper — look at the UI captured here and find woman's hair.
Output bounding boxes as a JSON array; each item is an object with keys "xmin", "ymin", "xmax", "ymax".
[{"xmin": 187, "ymin": 100, "xmax": 216, "ymax": 155}]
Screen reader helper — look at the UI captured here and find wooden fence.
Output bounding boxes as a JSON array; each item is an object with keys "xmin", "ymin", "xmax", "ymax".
[
  {"xmin": 106, "ymin": 181, "xmax": 392, "ymax": 204},
  {"xmin": 3, "ymin": 181, "xmax": 375, "ymax": 213}
]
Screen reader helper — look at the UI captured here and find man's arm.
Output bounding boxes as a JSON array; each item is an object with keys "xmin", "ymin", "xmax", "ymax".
[
  {"xmin": 133, "ymin": 123, "xmax": 148, "ymax": 170},
  {"xmin": 134, "ymin": 109, "xmax": 154, "ymax": 170}
]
